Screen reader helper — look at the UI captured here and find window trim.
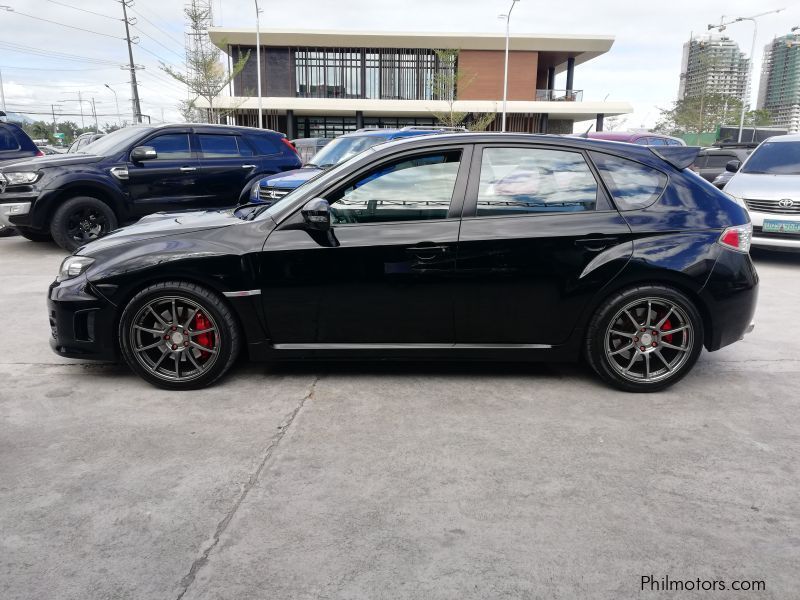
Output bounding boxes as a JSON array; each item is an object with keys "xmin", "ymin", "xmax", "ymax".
[
  {"xmin": 461, "ymin": 143, "xmax": 613, "ymax": 219},
  {"xmin": 278, "ymin": 144, "xmax": 473, "ymax": 229}
]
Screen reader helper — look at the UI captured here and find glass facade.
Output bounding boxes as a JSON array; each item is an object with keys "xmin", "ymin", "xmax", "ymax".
[{"xmin": 295, "ymin": 47, "xmax": 453, "ymax": 101}]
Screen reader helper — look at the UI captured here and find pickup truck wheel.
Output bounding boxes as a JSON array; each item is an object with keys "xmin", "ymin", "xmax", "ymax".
[
  {"xmin": 17, "ymin": 228, "xmax": 52, "ymax": 242},
  {"xmin": 50, "ymin": 196, "xmax": 118, "ymax": 252}
]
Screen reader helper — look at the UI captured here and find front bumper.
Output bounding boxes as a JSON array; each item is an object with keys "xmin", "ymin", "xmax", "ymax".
[
  {"xmin": 0, "ymin": 201, "xmax": 31, "ymax": 228},
  {"xmin": 48, "ymin": 275, "xmax": 118, "ymax": 361},
  {"xmin": 748, "ymin": 212, "xmax": 800, "ymax": 250}
]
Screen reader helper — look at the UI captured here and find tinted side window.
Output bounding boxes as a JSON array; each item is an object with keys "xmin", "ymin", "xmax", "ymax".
[
  {"xmin": 248, "ymin": 135, "xmax": 281, "ymax": 155},
  {"xmin": 706, "ymin": 154, "xmax": 734, "ymax": 169},
  {"xmin": 327, "ymin": 151, "xmax": 461, "ymax": 224},
  {"xmin": 477, "ymin": 147, "xmax": 598, "ymax": 216},
  {"xmin": 648, "ymin": 137, "xmax": 667, "ymax": 146},
  {"xmin": 590, "ymin": 152, "xmax": 668, "ymax": 211},
  {"xmin": 0, "ymin": 127, "xmax": 20, "ymax": 151},
  {"xmin": 198, "ymin": 134, "xmax": 241, "ymax": 158},
  {"xmin": 147, "ymin": 134, "xmax": 191, "ymax": 160}
]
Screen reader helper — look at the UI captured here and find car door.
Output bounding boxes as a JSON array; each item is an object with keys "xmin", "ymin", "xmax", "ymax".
[
  {"xmin": 454, "ymin": 144, "xmax": 632, "ymax": 346},
  {"xmin": 259, "ymin": 145, "xmax": 472, "ymax": 345},
  {"xmin": 194, "ymin": 132, "xmax": 255, "ymax": 209},
  {"xmin": 126, "ymin": 130, "xmax": 202, "ymax": 216}
]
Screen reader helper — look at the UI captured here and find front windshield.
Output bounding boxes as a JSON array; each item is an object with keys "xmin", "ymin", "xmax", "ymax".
[
  {"xmin": 741, "ymin": 141, "xmax": 800, "ymax": 175},
  {"xmin": 79, "ymin": 127, "xmax": 151, "ymax": 156},
  {"xmin": 307, "ymin": 134, "xmax": 391, "ymax": 167}
]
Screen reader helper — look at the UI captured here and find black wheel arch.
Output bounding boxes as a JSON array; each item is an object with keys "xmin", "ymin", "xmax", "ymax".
[{"xmin": 31, "ymin": 181, "xmax": 126, "ymax": 230}]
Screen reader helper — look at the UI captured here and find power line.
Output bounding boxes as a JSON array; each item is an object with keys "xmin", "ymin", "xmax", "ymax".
[
  {"xmin": 43, "ymin": 0, "xmax": 120, "ymax": 21},
  {"xmin": 131, "ymin": 24, "xmax": 184, "ymax": 59},
  {"xmin": 127, "ymin": 4, "xmax": 185, "ymax": 49},
  {"xmin": 3, "ymin": 8, "xmax": 124, "ymax": 39},
  {"xmin": 0, "ymin": 65, "xmax": 119, "ymax": 71},
  {"xmin": 134, "ymin": 43, "xmax": 186, "ymax": 69},
  {"xmin": 0, "ymin": 41, "xmax": 121, "ymax": 66}
]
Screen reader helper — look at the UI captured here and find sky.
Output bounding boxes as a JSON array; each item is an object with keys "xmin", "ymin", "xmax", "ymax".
[{"xmin": 1, "ymin": 0, "xmax": 798, "ymax": 131}]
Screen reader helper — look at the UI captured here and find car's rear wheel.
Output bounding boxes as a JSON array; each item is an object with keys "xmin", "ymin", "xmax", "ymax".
[
  {"xmin": 50, "ymin": 196, "xmax": 117, "ymax": 251},
  {"xmin": 17, "ymin": 228, "xmax": 51, "ymax": 242},
  {"xmin": 118, "ymin": 282, "xmax": 241, "ymax": 390},
  {"xmin": 586, "ymin": 285, "xmax": 704, "ymax": 392}
]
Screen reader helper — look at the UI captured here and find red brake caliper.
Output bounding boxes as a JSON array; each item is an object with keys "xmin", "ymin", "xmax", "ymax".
[
  {"xmin": 661, "ymin": 318, "xmax": 674, "ymax": 344},
  {"xmin": 193, "ymin": 312, "xmax": 214, "ymax": 359}
]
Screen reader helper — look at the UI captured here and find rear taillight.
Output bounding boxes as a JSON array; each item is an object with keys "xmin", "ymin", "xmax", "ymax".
[
  {"xmin": 36, "ymin": 150, "xmax": 44, "ymax": 157},
  {"xmin": 281, "ymin": 137, "xmax": 298, "ymax": 156},
  {"xmin": 718, "ymin": 223, "xmax": 752, "ymax": 253}
]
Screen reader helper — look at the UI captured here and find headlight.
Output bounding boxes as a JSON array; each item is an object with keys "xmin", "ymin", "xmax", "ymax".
[
  {"xmin": 724, "ymin": 192, "xmax": 746, "ymax": 208},
  {"xmin": 57, "ymin": 256, "xmax": 95, "ymax": 282},
  {"xmin": 3, "ymin": 171, "xmax": 40, "ymax": 185}
]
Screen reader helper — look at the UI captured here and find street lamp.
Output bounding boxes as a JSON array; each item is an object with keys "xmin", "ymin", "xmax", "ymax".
[
  {"xmin": 499, "ymin": 0, "xmax": 520, "ymax": 132},
  {"xmin": 105, "ymin": 84, "xmax": 122, "ymax": 127},
  {"xmin": 708, "ymin": 8, "xmax": 784, "ymax": 142},
  {"xmin": 254, "ymin": 0, "xmax": 263, "ymax": 129}
]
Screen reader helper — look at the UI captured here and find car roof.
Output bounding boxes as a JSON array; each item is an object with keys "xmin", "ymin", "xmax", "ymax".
[
  {"xmin": 145, "ymin": 122, "xmax": 285, "ymax": 136},
  {"xmin": 371, "ymin": 131, "xmax": 666, "ymax": 161},
  {"xmin": 761, "ymin": 133, "xmax": 800, "ymax": 143}
]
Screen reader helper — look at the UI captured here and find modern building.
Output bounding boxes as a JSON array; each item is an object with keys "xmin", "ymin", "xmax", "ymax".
[
  {"xmin": 203, "ymin": 28, "xmax": 632, "ymax": 137},
  {"xmin": 757, "ymin": 34, "xmax": 800, "ymax": 133},
  {"xmin": 678, "ymin": 34, "xmax": 749, "ymax": 101}
]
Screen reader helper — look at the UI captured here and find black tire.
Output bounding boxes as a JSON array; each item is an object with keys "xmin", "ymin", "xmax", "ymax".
[
  {"xmin": 118, "ymin": 281, "xmax": 242, "ymax": 390},
  {"xmin": 50, "ymin": 196, "xmax": 118, "ymax": 252},
  {"xmin": 0, "ymin": 226, "xmax": 17, "ymax": 238},
  {"xmin": 17, "ymin": 228, "xmax": 52, "ymax": 242},
  {"xmin": 585, "ymin": 285, "xmax": 704, "ymax": 393}
]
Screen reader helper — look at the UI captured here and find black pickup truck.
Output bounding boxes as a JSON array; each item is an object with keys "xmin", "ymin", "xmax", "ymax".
[{"xmin": 0, "ymin": 123, "xmax": 301, "ymax": 251}]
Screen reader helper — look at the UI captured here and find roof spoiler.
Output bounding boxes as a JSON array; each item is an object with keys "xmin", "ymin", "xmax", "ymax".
[{"xmin": 649, "ymin": 146, "xmax": 700, "ymax": 170}]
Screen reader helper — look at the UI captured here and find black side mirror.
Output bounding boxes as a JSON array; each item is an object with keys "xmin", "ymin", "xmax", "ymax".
[
  {"xmin": 301, "ymin": 198, "xmax": 332, "ymax": 231},
  {"xmin": 131, "ymin": 146, "xmax": 157, "ymax": 162},
  {"xmin": 725, "ymin": 159, "xmax": 741, "ymax": 173}
]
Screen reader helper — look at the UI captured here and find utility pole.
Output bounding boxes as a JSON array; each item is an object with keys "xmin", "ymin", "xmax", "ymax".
[
  {"xmin": 0, "ymin": 67, "xmax": 6, "ymax": 113},
  {"xmin": 121, "ymin": 0, "xmax": 142, "ymax": 123},
  {"xmin": 77, "ymin": 90, "xmax": 85, "ymax": 129},
  {"xmin": 51, "ymin": 104, "xmax": 57, "ymax": 135},
  {"xmin": 90, "ymin": 97, "xmax": 98, "ymax": 132}
]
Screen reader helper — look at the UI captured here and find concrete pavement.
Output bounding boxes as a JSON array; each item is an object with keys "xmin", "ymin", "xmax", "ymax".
[{"xmin": 1, "ymin": 236, "xmax": 798, "ymax": 599}]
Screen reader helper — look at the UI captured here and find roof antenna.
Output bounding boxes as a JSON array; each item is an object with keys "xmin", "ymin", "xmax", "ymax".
[{"xmin": 578, "ymin": 123, "xmax": 595, "ymax": 138}]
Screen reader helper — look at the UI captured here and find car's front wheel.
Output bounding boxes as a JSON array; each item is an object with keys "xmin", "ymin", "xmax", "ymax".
[
  {"xmin": 118, "ymin": 282, "xmax": 242, "ymax": 390},
  {"xmin": 586, "ymin": 285, "xmax": 704, "ymax": 392},
  {"xmin": 50, "ymin": 196, "xmax": 118, "ymax": 251}
]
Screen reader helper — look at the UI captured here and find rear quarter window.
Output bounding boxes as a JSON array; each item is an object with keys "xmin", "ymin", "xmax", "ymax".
[
  {"xmin": 590, "ymin": 152, "xmax": 668, "ymax": 210},
  {"xmin": 0, "ymin": 127, "xmax": 21, "ymax": 151},
  {"xmin": 248, "ymin": 134, "xmax": 282, "ymax": 155}
]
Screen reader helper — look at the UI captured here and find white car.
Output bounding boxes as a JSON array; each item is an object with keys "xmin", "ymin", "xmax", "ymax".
[{"xmin": 724, "ymin": 133, "xmax": 800, "ymax": 251}]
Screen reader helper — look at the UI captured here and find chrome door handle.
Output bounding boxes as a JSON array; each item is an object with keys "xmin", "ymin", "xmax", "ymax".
[
  {"xmin": 241, "ymin": 164, "xmax": 256, "ymax": 169},
  {"xmin": 179, "ymin": 166, "xmax": 197, "ymax": 172}
]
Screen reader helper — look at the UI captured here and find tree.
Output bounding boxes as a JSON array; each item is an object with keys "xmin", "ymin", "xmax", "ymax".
[
  {"xmin": 430, "ymin": 49, "xmax": 495, "ymax": 131},
  {"xmin": 654, "ymin": 94, "xmax": 772, "ymax": 136},
  {"xmin": 161, "ymin": 3, "xmax": 249, "ymax": 123},
  {"xmin": 602, "ymin": 115, "xmax": 628, "ymax": 131}
]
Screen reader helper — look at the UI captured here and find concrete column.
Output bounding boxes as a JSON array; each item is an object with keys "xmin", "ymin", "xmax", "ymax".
[
  {"xmin": 356, "ymin": 110, "xmax": 364, "ymax": 129},
  {"xmin": 546, "ymin": 66, "xmax": 555, "ymax": 90},
  {"xmin": 596, "ymin": 113, "xmax": 605, "ymax": 132},
  {"xmin": 540, "ymin": 113, "xmax": 549, "ymax": 134},
  {"xmin": 566, "ymin": 57, "xmax": 575, "ymax": 93},
  {"xmin": 286, "ymin": 109, "xmax": 295, "ymax": 139}
]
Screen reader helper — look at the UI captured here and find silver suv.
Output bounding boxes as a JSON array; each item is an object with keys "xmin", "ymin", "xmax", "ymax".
[{"xmin": 724, "ymin": 134, "xmax": 800, "ymax": 251}]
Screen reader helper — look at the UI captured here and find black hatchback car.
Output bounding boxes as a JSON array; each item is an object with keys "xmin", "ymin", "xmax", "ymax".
[
  {"xmin": 0, "ymin": 123, "xmax": 301, "ymax": 251},
  {"xmin": 48, "ymin": 133, "xmax": 758, "ymax": 392}
]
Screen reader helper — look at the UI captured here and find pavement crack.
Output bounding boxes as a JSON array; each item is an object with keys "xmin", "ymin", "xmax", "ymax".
[{"xmin": 174, "ymin": 375, "xmax": 319, "ymax": 600}]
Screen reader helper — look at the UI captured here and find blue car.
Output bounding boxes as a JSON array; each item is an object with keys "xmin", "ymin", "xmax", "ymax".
[{"xmin": 248, "ymin": 126, "xmax": 466, "ymax": 204}]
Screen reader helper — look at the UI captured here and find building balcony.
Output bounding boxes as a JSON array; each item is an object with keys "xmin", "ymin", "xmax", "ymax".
[{"xmin": 535, "ymin": 89, "xmax": 584, "ymax": 102}]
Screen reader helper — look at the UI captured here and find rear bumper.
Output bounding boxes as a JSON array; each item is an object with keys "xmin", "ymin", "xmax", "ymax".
[
  {"xmin": 48, "ymin": 276, "xmax": 118, "ymax": 361},
  {"xmin": 701, "ymin": 249, "xmax": 759, "ymax": 351}
]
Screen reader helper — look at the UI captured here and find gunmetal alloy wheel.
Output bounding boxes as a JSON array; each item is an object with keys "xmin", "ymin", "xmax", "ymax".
[
  {"xmin": 604, "ymin": 297, "xmax": 694, "ymax": 384},
  {"xmin": 129, "ymin": 295, "xmax": 221, "ymax": 383},
  {"xmin": 119, "ymin": 282, "xmax": 241, "ymax": 389},
  {"xmin": 586, "ymin": 285, "xmax": 704, "ymax": 392}
]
